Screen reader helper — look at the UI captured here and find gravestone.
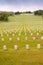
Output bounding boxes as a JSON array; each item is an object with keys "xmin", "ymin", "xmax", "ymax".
[
  {"xmin": 33, "ymin": 37, "xmax": 36, "ymax": 40},
  {"xmin": 37, "ymin": 44, "xmax": 40, "ymax": 49},
  {"xmin": 37, "ymin": 32, "xmax": 39, "ymax": 35},
  {"xmin": 1, "ymin": 34, "xmax": 3, "ymax": 37},
  {"xmin": 12, "ymin": 34, "xmax": 15, "ymax": 36},
  {"xmin": 26, "ymin": 44, "xmax": 29, "ymax": 49},
  {"xmin": 9, "ymin": 38, "xmax": 12, "ymax": 41},
  {"xmin": 25, "ymin": 37, "xmax": 28, "ymax": 40},
  {"xmin": 41, "ymin": 36, "xmax": 43, "ymax": 40},
  {"xmin": 6, "ymin": 34, "xmax": 9, "ymax": 37},
  {"xmin": 2, "ymin": 38, "xmax": 4, "ymax": 42},
  {"xmin": 17, "ymin": 37, "xmax": 20, "ymax": 41},
  {"xmin": 14, "ymin": 45, "xmax": 18, "ymax": 50},
  {"xmin": 3, "ymin": 45, "xmax": 7, "ymax": 50},
  {"xmin": 31, "ymin": 33, "xmax": 33, "ymax": 36}
]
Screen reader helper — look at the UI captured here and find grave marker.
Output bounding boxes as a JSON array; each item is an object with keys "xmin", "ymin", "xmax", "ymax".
[
  {"xmin": 37, "ymin": 44, "xmax": 40, "ymax": 49},
  {"xmin": 14, "ymin": 45, "xmax": 18, "ymax": 50},
  {"xmin": 3, "ymin": 45, "xmax": 7, "ymax": 50},
  {"xmin": 9, "ymin": 38, "xmax": 12, "ymax": 41},
  {"xmin": 26, "ymin": 44, "xmax": 29, "ymax": 49},
  {"xmin": 2, "ymin": 38, "xmax": 4, "ymax": 42}
]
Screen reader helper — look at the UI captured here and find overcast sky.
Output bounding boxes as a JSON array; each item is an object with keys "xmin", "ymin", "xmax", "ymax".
[{"xmin": 0, "ymin": 0, "xmax": 43, "ymax": 12}]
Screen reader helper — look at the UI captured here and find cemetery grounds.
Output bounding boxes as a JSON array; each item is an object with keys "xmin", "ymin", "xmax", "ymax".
[{"xmin": 0, "ymin": 14, "xmax": 43, "ymax": 65}]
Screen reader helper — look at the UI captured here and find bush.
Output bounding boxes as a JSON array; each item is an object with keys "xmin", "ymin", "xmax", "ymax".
[
  {"xmin": 34, "ymin": 10, "xmax": 43, "ymax": 16},
  {"xmin": 0, "ymin": 12, "xmax": 8, "ymax": 21},
  {"xmin": 15, "ymin": 11, "xmax": 21, "ymax": 15}
]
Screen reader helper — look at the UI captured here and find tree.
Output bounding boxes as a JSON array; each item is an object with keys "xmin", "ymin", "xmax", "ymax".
[
  {"xmin": 15, "ymin": 11, "xmax": 21, "ymax": 15},
  {"xmin": 25, "ymin": 11, "xmax": 32, "ymax": 14},
  {"xmin": 0, "ymin": 12, "xmax": 8, "ymax": 21},
  {"xmin": 34, "ymin": 10, "xmax": 43, "ymax": 16}
]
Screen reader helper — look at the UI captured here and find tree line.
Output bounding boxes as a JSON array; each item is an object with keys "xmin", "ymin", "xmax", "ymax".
[
  {"xmin": 0, "ymin": 10, "xmax": 43, "ymax": 22},
  {"xmin": 0, "ymin": 11, "xmax": 32, "ymax": 21}
]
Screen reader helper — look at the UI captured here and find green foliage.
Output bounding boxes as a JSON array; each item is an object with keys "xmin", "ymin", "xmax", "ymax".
[
  {"xmin": 34, "ymin": 10, "xmax": 43, "ymax": 16},
  {"xmin": 15, "ymin": 11, "xmax": 32, "ymax": 15},
  {"xmin": 24, "ymin": 11, "xmax": 32, "ymax": 14},
  {"xmin": 0, "ymin": 12, "xmax": 8, "ymax": 21},
  {"xmin": 15, "ymin": 11, "xmax": 21, "ymax": 15},
  {"xmin": 0, "ymin": 12, "xmax": 14, "ymax": 21}
]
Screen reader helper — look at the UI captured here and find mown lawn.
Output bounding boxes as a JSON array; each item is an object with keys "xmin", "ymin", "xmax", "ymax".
[{"xmin": 0, "ymin": 14, "xmax": 43, "ymax": 65}]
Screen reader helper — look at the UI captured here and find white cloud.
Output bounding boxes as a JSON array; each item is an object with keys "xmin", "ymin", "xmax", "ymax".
[{"xmin": 0, "ymin": 4, "xmax": 43, "ymax": 12}]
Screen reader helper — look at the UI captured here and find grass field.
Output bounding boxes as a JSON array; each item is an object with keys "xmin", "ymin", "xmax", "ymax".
[{"xmin": 0, "ymin": 14, "xmax": 43, "ymax": 65}]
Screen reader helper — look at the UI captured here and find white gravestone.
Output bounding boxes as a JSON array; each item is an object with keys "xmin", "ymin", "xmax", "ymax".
[
  {"xmin": 33, "ymin": 37, "xmax": 36, "ymax": 40},
  {"xmin": 17, "ymin": 37, "xmax": 20, "ymax": 41},
  {"xmin": 41, "ymin": 36, "xmax": 43, "ymax": 40},
  {"xmin": 1, "ymin": 34, "xmax": 3, "ymax": 37},
  {"xmin": 37, "ymin": 32, "xmax": 39, "ymax": 35},
  {"xmin": 9, "ymin": 38, "xmax": 12, "ymax": 41},
  {"xmin": 12, "ymin": 34, "xmax": 15, "ymax": 36},
  {"xmin": 31, "ymin": 33, "xmax": 33, "ymax": 36},
  {"xmin": 3, "ymin": 45, "xmax": 7, "ymax": 50},
  {"xmin": 2, "ymin": 38, "xmax": 4, "ymax": 42},
  {"xmin": 37, "ymin": 44, "xmax": 40, "ymax": 49},
  {"xmin": 25, "ymin": 37, "xmax": 28, "ymax": 40},
  {"xmin": 6, "ymin": 34, "xmax": 9, "ymax": 37},
  {"xmin": 14, "ymin": 45, "xmax": 18, "ymax": 50},
  {"xmin": 26, "ymin": 44, "xmax": 29, "ymax": 49}
]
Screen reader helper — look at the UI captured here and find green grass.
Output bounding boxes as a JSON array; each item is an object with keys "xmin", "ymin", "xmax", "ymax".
[{"xmin": 0, "ymin": 14, "xmax": 43, "ymax": 65}]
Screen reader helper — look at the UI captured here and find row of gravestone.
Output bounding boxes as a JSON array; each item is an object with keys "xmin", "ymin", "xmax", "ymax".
[
  {"xmin": 0, "ymin": 32, "xmax": 40, "ymax": 36},
  {"xmin": 0, "ymin": 26, "xmax": 43, "ymax": 34},
  {"xmin": 2, "ymin": 44, "xmax": 40, "ymax": 50},
  {"xmin": 1, "ymin": 36, "xmax": 43, "ymax": 42}
]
